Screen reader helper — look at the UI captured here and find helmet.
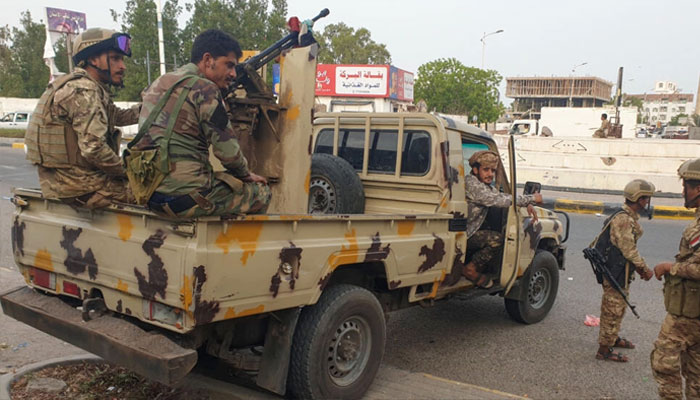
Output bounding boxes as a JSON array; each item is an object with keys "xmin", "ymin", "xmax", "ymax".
[
  {"xmin": 678, "ymin": 158, "xmax": 700, "ymax": 181},
  {"xmin": 623, "ymin": 179, "xmax": 655, "ymax": 202},
  {"xmin": 72, "ymin": 28, "xmax": 131, "ymax": 65}
]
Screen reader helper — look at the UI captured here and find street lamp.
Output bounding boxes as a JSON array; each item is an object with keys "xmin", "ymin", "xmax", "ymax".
[
  {"xmin": 481, "ymin": 29, "xmax": 504, "ymax": 69},
  {"xmin": 569, "ymin": 62, "xmax": 588, "ymax": 107}
]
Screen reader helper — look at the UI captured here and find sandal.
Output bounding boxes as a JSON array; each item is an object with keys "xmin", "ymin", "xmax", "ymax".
[
  {"xmin": 596, "ymin": 348, "xmax": 629, "ymax": 362},
  {"xmin": 614, "ymin": 337, "xmax": 635, "ymax": 349},
  {"xmin": 467, "ymin": 272, "xmax": 494, "ymax": 289}
]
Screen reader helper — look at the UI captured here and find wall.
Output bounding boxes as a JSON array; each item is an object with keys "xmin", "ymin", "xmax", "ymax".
[
  {"xmin": 315, "ymin": 96, "xmax": 412, "ymax": 113},
  {"xmin": 539, "ymin": 107, "xmax": 637, "ymax": 138}
]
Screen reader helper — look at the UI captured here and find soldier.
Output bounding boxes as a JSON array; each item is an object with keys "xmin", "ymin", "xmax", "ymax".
[
  {"xmin": 459, "ymin": 150, "xmax": 542, "ymax": 287},
  {"xmin": 125, "ymin": 29, "xmax": 270, "ymax": 218},
  {"xmin": 651, "ymin": 158, "xmax": 700, "ymax": 399},
  {"xmin": 593, "ymin": 179, "xmax": 655, "ymax": 362},
  {"xmin": 25, "ymin": 28, "xmax": 139, "ymax": 208},
  {"xmin": 592, "ymin": 113, "xmax": 610, "ymax": 138}
]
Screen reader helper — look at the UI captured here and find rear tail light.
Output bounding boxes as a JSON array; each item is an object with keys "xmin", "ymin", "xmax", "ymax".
[
  {"xmin": 142, "ymin": 300, "xmax": 184, "ymax": 329},
  {"xmin": 30, "ymin": 268, "xmax": 56, "ymax": 290},
  {"xmin": 63, "ymin": 281, "xmax": 80, "ymax": 297}
]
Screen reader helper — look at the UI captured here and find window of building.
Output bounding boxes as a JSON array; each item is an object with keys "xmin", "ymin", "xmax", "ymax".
[
  {"xmin": 679, "ymin": 107, "xmax": 686, "ymax": 113},
  {"xmin": 652, "ymin": 116, "xmax": 657, "ymax": 121},
  {"xmin": 660, "ymin": 106, "xmax": 668, "ymax": 112},
  {"xmin": 645, "ymin": 108, "xmax": 650, "ymax": 113},
  {"xmin": 652, "ymin": 108, "xmax": 658, "ymax": 113},
  {"xmin": 660, "ymin": 115, "xmax": 667, "ymax": 121}
]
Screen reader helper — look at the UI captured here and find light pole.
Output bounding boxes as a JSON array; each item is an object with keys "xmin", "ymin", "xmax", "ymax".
[
  {"xmin": 569, "ymin": 62, "xmax": 587, "ymax": 107},
  {"xmin": 481, "ymin": 29, "xmax": 504, "ymax": 69}
]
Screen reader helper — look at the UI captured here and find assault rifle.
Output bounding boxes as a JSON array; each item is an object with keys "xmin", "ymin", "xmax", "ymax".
[{"xmin": 582, "ymin": 247, "xmax": 640, "ymax": 318}]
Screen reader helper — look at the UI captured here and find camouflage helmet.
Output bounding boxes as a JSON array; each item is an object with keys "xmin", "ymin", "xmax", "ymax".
[
  {"xmin": 72, "ymin": 28, "xmax": 132, "ymax": 65},
  {"xmin": 677, "ymin": 158, "xmax": 700, "ymax": 181},
  {"xmin": 623, "ymin": 179, "xmax": 655, "ymax": 202}
]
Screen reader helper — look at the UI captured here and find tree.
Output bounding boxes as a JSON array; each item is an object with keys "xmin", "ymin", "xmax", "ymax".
[
  {"xmin": 0, "ymin": 12, "xmax": 49, "ymax": 98},
  {"xmin": 316, "ymin": 22, "xmax": 390, "ymax": 64},
  {"xmin": 414, "ymin": 58, "xmax": 503, "ymax": 122},
  {"xmin": 111, "ymin": 0, "xmax": 183, "ymax": 101},
  {"xmin": 670, "ymin": 113, "xmax": 688, "ymax": 126}
]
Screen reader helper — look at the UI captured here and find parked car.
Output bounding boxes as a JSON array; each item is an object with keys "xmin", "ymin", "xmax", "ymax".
[{"xmin": 0, "ymin": 111, "xmax": 31, "ymax": 130}]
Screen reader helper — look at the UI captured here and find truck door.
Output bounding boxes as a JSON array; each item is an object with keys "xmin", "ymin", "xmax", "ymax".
[{"xmin": 501, "ymin": 135, "xmax": 522, "ymax": 292}]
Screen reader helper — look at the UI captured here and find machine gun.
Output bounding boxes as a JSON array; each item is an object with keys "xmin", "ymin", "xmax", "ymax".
[
  {"xmin": 583, "ymin": 247, "xmax": 639, "ymax": 318},
  {"xmin": 225, "ymin": 8, "xmax": 329, "ymax": 142}
]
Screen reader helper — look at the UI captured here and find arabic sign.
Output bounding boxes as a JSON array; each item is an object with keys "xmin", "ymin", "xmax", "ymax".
[
  {"xmin": 46, "ymin": 7, "xmax": 86, "ymax": 34},
  {"xmin": 316, "ymin": 64, "xmax": 389, "ymax": 97},
  {"xmin": 388, "ymin": 66, "xmax": 414, "ymax": 102}
]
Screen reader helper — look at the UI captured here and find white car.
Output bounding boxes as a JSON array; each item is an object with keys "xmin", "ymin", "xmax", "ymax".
[{"xmin": 0, "ymin": 112, "xmax": 31, "ymax": 130}]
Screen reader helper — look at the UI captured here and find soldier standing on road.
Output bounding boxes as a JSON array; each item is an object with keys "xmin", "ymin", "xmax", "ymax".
[
  {"xmin": 457, "ymin": 150, "xmax": 542, "ymax": 288},
  {"xmin": 593, "ymin": 179, "xmax": 655, "ymax": 362},
  {"xmin": 25, "ymin": 28, "xmax": 139, "ymax": 208},
  {"xmin": 592, "ymin": 113, "xmax": 610, "ymax": 138},
  {"xmin": 651, "ymin": 158, "xmax": 700, "ymax": 399},
  {"xmin": 126, "ymin": 29, "xmax": 270, "ymax": 218}
]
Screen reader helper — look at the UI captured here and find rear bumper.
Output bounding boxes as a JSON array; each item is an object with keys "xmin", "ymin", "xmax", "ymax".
[{"xmin": 0, "ymin": 286, "xmax": 197, "ymax": 385}]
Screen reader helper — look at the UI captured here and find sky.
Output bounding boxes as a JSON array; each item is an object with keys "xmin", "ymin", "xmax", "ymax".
[{"xmin": 2, "ymin": 0, "xmax": 699, "ymax": 103}]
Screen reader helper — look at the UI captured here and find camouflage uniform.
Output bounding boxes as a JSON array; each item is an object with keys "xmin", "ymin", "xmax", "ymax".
[
  {"xmin": 29, "ymin": 68, "xmax": 139, "ymax": 208},
  {"xmin": 651, "ymin": 208, "xmax": 700, "ymax": 399},
  {"xmin": 465, "ymin": 173, "xmax": 536, "ymax": 272},
  {"xmin": 598, "ymin": 204, "xmax": 649, "ymax": 347},
  {"xmin": 593, "ymin": 119, "xmax": 610, "ymax": 138},
  {"xmin": 132, "ymin": 63, "xmax": 270, "ymax": 217}
]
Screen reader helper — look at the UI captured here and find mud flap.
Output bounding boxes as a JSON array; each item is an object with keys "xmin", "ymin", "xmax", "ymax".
[
  {"xmin": 0, "ymin": 286, "xmax": 197, "ymax": 385},
  {"xmin": 256, "ymin": 307, "xmax": 301, "ymax": 395}
]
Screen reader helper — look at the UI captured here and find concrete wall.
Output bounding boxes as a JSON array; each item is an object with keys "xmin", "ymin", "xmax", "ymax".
[
  {"xmin": 0, "ymin": 97, "xmax": 139, "ymax": 135},
  {"xmin": 495, "ymin": 135, "xmax": 697, "ymax": 194},
  {"xmin": 540, "ymin": 106, "xmax": 637, "ymax": 138}
]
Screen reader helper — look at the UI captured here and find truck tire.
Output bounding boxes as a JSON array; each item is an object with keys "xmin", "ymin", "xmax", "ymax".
[
  {"xmin": 308, "ymin": 154, "xmax": 365, "ymax": 214},
  {"xmin": 287, "ymin": 284, "xmax": 385, "ymax": 399},
  {"xmin": 505, "ymin": 250, "xmax": 559, "ymax": 324}
]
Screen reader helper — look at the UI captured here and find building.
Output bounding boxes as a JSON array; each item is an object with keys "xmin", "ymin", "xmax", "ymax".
[
  {"xmin": 626, "ymin": 81, "xmax": 694, "ymax": 125},
  {"xmin": 505, "ymin": 76, "xmax": 612, "ymax": 119},
  {"xmin": 314, "ymin": 64, "xmax": 414, "ymax": 112}
]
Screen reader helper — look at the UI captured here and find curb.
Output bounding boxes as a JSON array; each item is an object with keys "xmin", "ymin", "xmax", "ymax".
[
  {"xmin": 541, "ymin": 199, "xmax": 695, "ymax": 220},
  {"xmin": 0, "ymin": 354, "xmax": 100, "ymax": 400}
]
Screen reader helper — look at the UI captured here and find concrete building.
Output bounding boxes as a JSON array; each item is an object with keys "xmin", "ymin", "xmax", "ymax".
[
  {"xmin": 505, "ymin": 76, "xmax": 612, "ymax": 119},
  {"xmin": 626, "ymin": 81, "xmax": 694, "ymax": 124}
]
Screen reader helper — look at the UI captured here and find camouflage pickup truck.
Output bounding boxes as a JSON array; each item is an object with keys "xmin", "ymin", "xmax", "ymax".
[{"xmin": 1, "ymin": 47, "xmax": 568, "ymax": 400}]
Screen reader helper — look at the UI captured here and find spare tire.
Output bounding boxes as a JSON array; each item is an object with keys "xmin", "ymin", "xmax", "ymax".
[{"xmin": 308, "ymin": 154, "xmax": 365, "ymax": 214}]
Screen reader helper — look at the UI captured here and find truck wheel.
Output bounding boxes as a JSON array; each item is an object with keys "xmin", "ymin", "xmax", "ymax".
[
  {"xmin": 308, "ymin": 154, "xmax": 365, "ymax": 214},
  {"xmin": 505, "ymin": 250, "xmax": 559, "ymax": 324},
  {"xmin": 288, "ymin": 284, "xmax": 385, "ymax": 399}
]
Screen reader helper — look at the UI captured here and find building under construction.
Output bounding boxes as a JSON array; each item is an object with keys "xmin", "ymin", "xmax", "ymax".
[{"xmin": 506, "ymin": 77, "xmax": 613, "ymax": 119}]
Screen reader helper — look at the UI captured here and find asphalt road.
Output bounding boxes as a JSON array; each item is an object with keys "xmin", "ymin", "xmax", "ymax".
[{"xmin": 0, "ymin": 147, "xmax": 687, "ymax": 399}]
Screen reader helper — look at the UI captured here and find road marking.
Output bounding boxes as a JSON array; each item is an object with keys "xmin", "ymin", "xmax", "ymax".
[
  {"xmin": 11, "ymin": 143, "xmax": 24, "ymax": 149},
  {"xmin": 421, "ymin": 373, "xmax": 527, "ymax": 399}
]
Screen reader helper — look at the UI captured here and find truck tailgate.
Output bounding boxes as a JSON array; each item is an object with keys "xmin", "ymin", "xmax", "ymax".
[{"xmin": 0, "ymin": 286, "xmax": 197, "ymax": 385}]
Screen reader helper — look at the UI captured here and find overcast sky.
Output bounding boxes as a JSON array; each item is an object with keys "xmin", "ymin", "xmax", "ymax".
[{"xmin": 2, "ymin": 0, "xmax": 699, "ymax": 102}]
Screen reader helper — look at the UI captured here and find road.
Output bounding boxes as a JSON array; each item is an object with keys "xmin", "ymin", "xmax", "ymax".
[{"xmin": 0, "ymin": 147, "xmax": 686, "ymax": 399}]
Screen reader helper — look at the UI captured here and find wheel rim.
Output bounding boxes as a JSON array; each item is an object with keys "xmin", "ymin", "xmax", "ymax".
[
  {"xmin": 309, "ymin": 177, "xmax": 336, "ymax": 214},
  {"xmin": 528, "ymin": 267, "xmax": 551, "ymax": 309},
  {"xmin": 327, "ymin": 316, "xmax": 372, "ymax": 386}
]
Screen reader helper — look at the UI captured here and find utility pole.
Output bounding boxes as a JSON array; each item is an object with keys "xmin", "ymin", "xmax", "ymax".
[
  {"xmin": 569, "ymin": 62, "xmax": 588, "ymax": 107},
  {"xmin": 156, "ymin": 0, "xmax": 166, "ymax": 76},
  {"xmin": 480, "ymin": 29, "xmax": 504, "ymax": 69}
]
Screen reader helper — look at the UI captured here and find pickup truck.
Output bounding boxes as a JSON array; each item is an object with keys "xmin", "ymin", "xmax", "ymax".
[
  {"xmin": 0, "ymin": 111, "xmax": 31, "ymax": 130},
  {"xmin": 1, "ymin": 40, "xmax": 568, "ymax": 400}
]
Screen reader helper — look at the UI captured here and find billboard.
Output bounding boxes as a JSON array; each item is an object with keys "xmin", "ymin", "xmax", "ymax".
[
  {"xmin": 46, "ymin": 7, "xmax": 86, "ymax": 34},
  {"xmin": 316, "ymin": 64, "xmax": 413, "ymax": 101}
]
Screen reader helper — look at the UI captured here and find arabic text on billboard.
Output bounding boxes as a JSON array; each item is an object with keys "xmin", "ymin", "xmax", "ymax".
[
  {"xmin": 46, "ymin": 8, "xmax": 86, "ymax": 34},
  {"xmin": 315, "ymin": 65, "xmax": 389, "ymax": 98}
]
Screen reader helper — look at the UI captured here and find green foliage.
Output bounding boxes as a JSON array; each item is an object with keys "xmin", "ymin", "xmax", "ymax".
[
  {"xmin": 692, "ymin": 113, "xmax": 700, "ymax": 127},
  {"xmin": 670, "ymin": 113, "xmax": 689, "ymax": 126},
  {"xmin": 414, "ymin": 58, "xmax": 503, "ymax": 122},
  {"xmin": 53, "ymin": 36, "xmax": 69, "ymax": 74},
  {"xmin": 111, "ymin": 0, "xmax": 183, "ymax": 101},
  {"xmin": 622, "ymin": 94, "xmax": 643, "ymax": 111},
  {"xmin": 316, "ymin": 23, "xmax": 390, "ymax": 64},
  {"xmin": 0, "ymin": 12, "xmax": 49, "ymax": 97}
]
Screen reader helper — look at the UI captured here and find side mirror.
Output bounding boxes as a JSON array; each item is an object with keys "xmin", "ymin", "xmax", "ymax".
[{"xmin": 523, "ymin": 181, "xmax": 541, "ymax": 195}]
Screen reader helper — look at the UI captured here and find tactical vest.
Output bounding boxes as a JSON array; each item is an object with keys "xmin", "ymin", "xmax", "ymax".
[
  {"xmin": 25, "ymin": 71, "xmax": 93, "ymax": 168},
  {"xmin": 592, "ymin": 209, "xmax": 629, "ymax": 285},
  {"xmin": 664, "ymin": 274, "xmax": 700, "ymax": 319}
]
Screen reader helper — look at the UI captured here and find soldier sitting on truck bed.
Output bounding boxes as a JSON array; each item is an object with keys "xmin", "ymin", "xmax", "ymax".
[
  {"xmin": 25, "ymin": 28, "xmax": 140, "ymax": 208},
  {"xmin": 125, "ymin": 29, "xmax": 270, "ymax": 218},
  {"xmin": 462, "ymin": 151, "xmax": 543, "ymax": 287}
]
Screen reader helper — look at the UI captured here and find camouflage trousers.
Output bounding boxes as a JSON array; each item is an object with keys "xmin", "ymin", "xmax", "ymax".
[
  {"xmin": 176, "ymin": 175, "xmax": 271, "ymax": 218},
  {"xmin": 62, "ymin": 178, "xmax": 134, "ymax": 209},
  {"xmin": 467, "ymin": 230, "xmax": 503, "ymax": 272},
  {"xmin": 598, "ymin": 278, "xmax": 629, "ymax": 347},
  {"xmin": 651, "ymin": 313, "xmax": 700, "ymax": 400}
]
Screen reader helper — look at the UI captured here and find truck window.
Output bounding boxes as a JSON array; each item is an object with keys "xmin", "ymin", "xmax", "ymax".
[
  {"xmin": 15, "ymin": 113, "xmax": 28, "ymax": 122},
  {"xmin": 400, "ymin": 131, "xmax": 431, "ymax": 176},
  {"xmin": 0, "ymin": 113, "xmax": 14, "ymax": 122},
  {"xmin": 368, "ymin": 130, "xmax": 397, "ymax": 174},
  {"xmin": 314, "ymin": 128, "xmax": 365, "ymax": 170}
]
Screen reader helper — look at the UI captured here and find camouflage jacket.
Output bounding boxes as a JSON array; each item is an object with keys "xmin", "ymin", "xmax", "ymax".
[
  {"xmin": 609, "ymin": 204, "xmax": 649, "ymax": 275},
  {"xmin": 670, "ymin": 208, "xmax": 700, "ymax": 280},
  {"xmin": 133, "ymin": 63, "xmax": 250, "ymax": 196},
  {"xmin": 465, "ymin": 174, "xmax": 535, "ymax": 238},
  {"xmin": 37, "ymin": 68, "xmax": 139, "ymax": 198}
]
